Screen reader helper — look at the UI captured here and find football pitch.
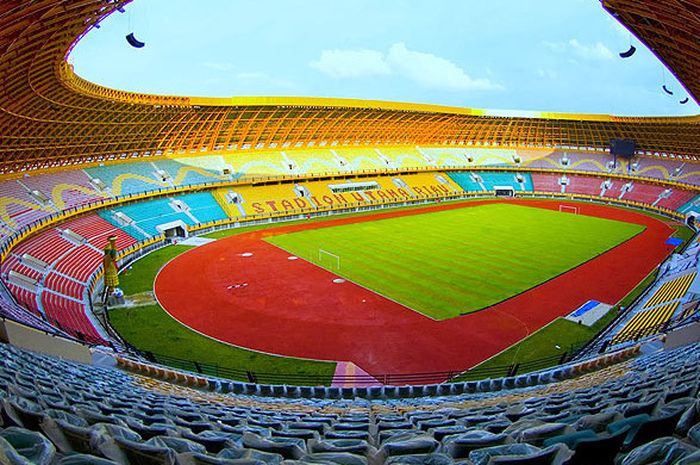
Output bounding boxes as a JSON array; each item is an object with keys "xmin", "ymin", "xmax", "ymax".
[{"xmin": 265, "ymin": 203, "xmax": 644, "ymax": 319}]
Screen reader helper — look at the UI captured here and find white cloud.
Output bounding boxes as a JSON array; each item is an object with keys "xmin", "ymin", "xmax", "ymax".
[
  {"xmin": 309, "ymin": 49, "xmax": 391, "ymax": 78},
  {"xmin": 387, "ymin": 42, "xmax": 502, "ymax": 91},
  {"xmin": 309, "ymin": 42, "xmax": 502, "ymax": 91},
  {"xmin": 542, "ymin": 41, "xmax": 566, "ymax": 53},
  {"xmin": 543, "ymin": 39, "xmax": 614, "ymax": 61},
  {"xmin": 568, "ymin": 39, "xmax": 614, "ymax": 61}
]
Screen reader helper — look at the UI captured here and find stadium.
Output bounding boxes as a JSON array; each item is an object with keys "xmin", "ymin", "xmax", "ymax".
[{"xmin": 0, "ymin": 0, "xmax": 700, "ymax": 464}]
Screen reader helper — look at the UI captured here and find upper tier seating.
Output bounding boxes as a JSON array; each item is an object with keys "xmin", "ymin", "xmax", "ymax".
[
  {"xmin": 0, "ymin": 338, "xmax": 698, "ymax": 464},
  {"xmin": 222, "ymin": 151, "xmax": 291, "ymax": 178},
  {"xmin": 0, "ymin": 179, "xmax": 55, "ymax": 231},
  {"xmin": 20, "ymin": 170, "xmax": 108, "ymax": 211},
  {"xmin": 419, "ymin": 147, "xmax": 524, "ymax": 168},
  {"xmin": 525, "ymin": 150, "xmax": 625, "ymax": 175},
  {"xmin": 151, "ymin": 159, "xmax": 228, "ymax": 187},
  {"xmin": 84, "ymin": 163, "xmax": 169, "ymax": 197},
  {"xmin": 0, "ymin": 147, "xmax": 694, "ymax": 244},
  {"xmin": 376, "ymin": 147, "xmax": 432, "ymax": 170}
]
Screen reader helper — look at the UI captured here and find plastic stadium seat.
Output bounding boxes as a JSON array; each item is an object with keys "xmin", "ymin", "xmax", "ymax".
[
  {"xmin": 676, "ymin": 400, "xmax": 700, "ymax": 436},
  {"xmin": 242, "ymin": 432, "xmax": 306, "ymax": 460},
  {"xmin": 3, "ymin": 397, "xmax": 43, "ymax": 430},
  {"xmin": 0, "ymin": 435, "xmax": 37, "ymax": 465},
  {"xmin": 0, "ymin": 427, "xmax": 56, "ymax": 465},
  {"xmin": 469, "ymin": 443, "xmax": 570, "ymax": 465},
  {"xmin": 308, "ymin": 438, "xmax": 371, "ymax": 455},
  {"xmin": 300, "ymin": 452, "xmax": 368, "ymax": 465},
  {"xmin": 377, "ymin": 433, "xmax": 439, "ymax": 460},
  {"xmin": 180, "ymin": 430, "xmax": 238, "ymax": 454},
  {"xmin": 177, "ymin": 452, "xmax": 265, "ymax": 464},
  {"xmin": 621, "ymin": 436, "xmax": 699, "ymax": 465},
  {"xmin": 384, "ymin": 452, "xmax": 453, "ymax": 464},
  {"xmin": 443, "ymin": 431, "xmax": 512, "ymax": 459},
  {"xmin": 560, "ymin": 426, "xmax": 629, "ymax": 465},
  {"xmin": 41, "ymin": 418, "xmax": 94, "ymax": 454},
  {"xmin": 623, "ymin": 409, "xmax": 686, "ymax": 450},
  {"xmin": 325, "ymin": 431, "xmax": 370, "ymax": 441},
  {"xmin": 111, "ymin": 436, "xmax": 178, "ymax": 465},
  {"xmin": 217, "ymin": 446, "xmax": 284, "ymax": 464},
  {"xmin": 57, "ymin": 454, "xmax": 120, "ymax": 465},
  {"xmin": 147, "ymin": 436, "xmax": 207, "ymax": 454}
]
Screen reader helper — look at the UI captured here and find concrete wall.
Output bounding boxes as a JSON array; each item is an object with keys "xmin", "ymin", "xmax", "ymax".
[
  {"xmin": 665, "ymin": 321, "xmax": 700, "ymax": 349},
  {"xmin": 3, "ymin": 319, "xmax": 92, "ymax": 364}
]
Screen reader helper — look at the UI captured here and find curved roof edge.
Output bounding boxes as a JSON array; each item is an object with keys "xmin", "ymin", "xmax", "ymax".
[{"xmin": 0, "ymin": 0, "xmax": 699, "ymax": 174}]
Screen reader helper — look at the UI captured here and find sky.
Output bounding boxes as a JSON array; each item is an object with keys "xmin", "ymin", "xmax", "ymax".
[{"xmin": 70, "ymin": 0, "xmax": 699, "ymax": 117}]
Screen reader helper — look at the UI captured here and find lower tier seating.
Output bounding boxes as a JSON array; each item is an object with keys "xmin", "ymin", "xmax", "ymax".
[{"xmin": 0, "ymin": 340, "xmax": 698, "ymax": 464}]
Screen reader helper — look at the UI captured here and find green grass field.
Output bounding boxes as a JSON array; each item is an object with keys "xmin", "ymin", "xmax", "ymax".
[{"xmin": 266, "ymin": 204, "xmax": 645, "ymax": 319}]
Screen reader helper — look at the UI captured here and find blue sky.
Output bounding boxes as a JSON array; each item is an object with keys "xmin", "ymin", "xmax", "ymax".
[{"xmin": 70, "ymin": 0, "xmax": 699, "ymax": 116}]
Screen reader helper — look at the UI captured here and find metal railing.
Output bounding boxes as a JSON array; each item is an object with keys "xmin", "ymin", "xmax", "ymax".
[{"xmin": 133, "ymin": 342, "xmax": 587, "ymax": 386}]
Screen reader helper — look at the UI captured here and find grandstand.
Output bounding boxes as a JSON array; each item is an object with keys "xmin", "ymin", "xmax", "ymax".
[{"xmin": 0, "ymin": 0, "xmax": 698, "ymax": 463}]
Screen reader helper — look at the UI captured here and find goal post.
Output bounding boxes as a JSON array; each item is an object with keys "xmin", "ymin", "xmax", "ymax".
[
  {"xmin": 559, "ymin": 205, "xmax": 579, "ymax": 214},
  {"xmin": 318, "ymin": 249, "xmax": 340, "ymax": 270}
]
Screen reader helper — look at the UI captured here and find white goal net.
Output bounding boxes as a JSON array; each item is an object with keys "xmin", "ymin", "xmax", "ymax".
[
  {"xmin": 318, "ymin": 249, "xmax": 340, "ymax": 270},
  {"xmin": 559, "ymin": 205, "xmax": 579, "ymax": 214}
]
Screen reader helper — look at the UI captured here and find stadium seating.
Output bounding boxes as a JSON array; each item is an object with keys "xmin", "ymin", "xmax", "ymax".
[
  {"xmin": 177, "ymin": 192, "xmax": 229, "ymax": 224},
  {"xmin": 601, "ymin": 179, "xmax": 625, "ymax": 199},
  {"xmin": 622, "ymin": 182, "xmax": 668, "ymax": 205},
  {"xmin": 40, "ymin": 292, "xmax": 105, "ymax": 344},
  {"xmin": 284, "ymin": 149, "xmax": 349, "ymax": 174},
  {"xmin": 611, "ymin": 302, "xmax": 680, "ymax": 345},
  {"xmin": 531, "ymin": 173, "xmax": 565, "ymax": 194},
  {"xmin": 377, "ymin": 147, "xmax": 432, "ymax": 169},
  {"xmin": 222, "ymin": 151, "xmax": 291, "ymax": 177},
  {"xmin": 0, "ymin": 213, "xmax": 138, "ymax": 345},
  {"xmin": 678, "ymin": 195, "xmax": 700, "ymax": 217},
  {"xmin": 0, "ymin": 179, "xmax": 55, "ymax": 231},
  {"xmin": 333, "ymin": 148, "xmax": 390, "ymax": 172},
  {"xmin": 420, "ymin": 147, "xmax": 523, "ymax": 168},
  {"xmin": 20, "ymin": 170, "xmax": 108, "ymax": 211},
  {"xmin": 633, "ymin": 157, "xmax": 700, "ymax": 185},
  {"xmin": 525, "ymin": 150, "xmax": 625, "ymax": 175},
  {"xmin": 643, "ymin": 273, "xmax": 697, "ymax": 309},
  {"xmin": 214, "ymin": 183, "xmax": 307, "ymax": 217},
  {"xmin": 448, "ymin": 171, "xmax": 533, "ymax": 192},
  {"xmin": 84, "ymin": 163, "xmax": 170, "ymax": 197},
  {"xmin": 152, "ymin": 159, "xmax": 228, "ymax": 187},
  {"xmin": 0, "ymin": 338, "xmax": 698, "ymax": 464},
  {"xmin": 656, "ymin": 189, "xmax": 696, "ymax": 211},
  {"xmin": 210, "ymin": 173, "xmax": 465, "ymax": 219},
  {"xmin": 100, "ymin": 197, "xmax": 204, "ymax": 238}
]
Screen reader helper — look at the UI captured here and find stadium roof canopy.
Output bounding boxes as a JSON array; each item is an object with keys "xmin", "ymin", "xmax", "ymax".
[{"xmin": 0, "ymin": 0, "xmax": 698, "ymax": 174}]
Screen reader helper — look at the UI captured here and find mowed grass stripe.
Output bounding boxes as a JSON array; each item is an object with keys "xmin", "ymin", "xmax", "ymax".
[{"xmin": 266, "ymin": 204, "xmax": 644, "ymax": 320}]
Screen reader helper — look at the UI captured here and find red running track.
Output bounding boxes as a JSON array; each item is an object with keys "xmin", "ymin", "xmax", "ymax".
[{"xmin": 155, "ymin": 199, "xmax": 677, "ymax": 378}]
